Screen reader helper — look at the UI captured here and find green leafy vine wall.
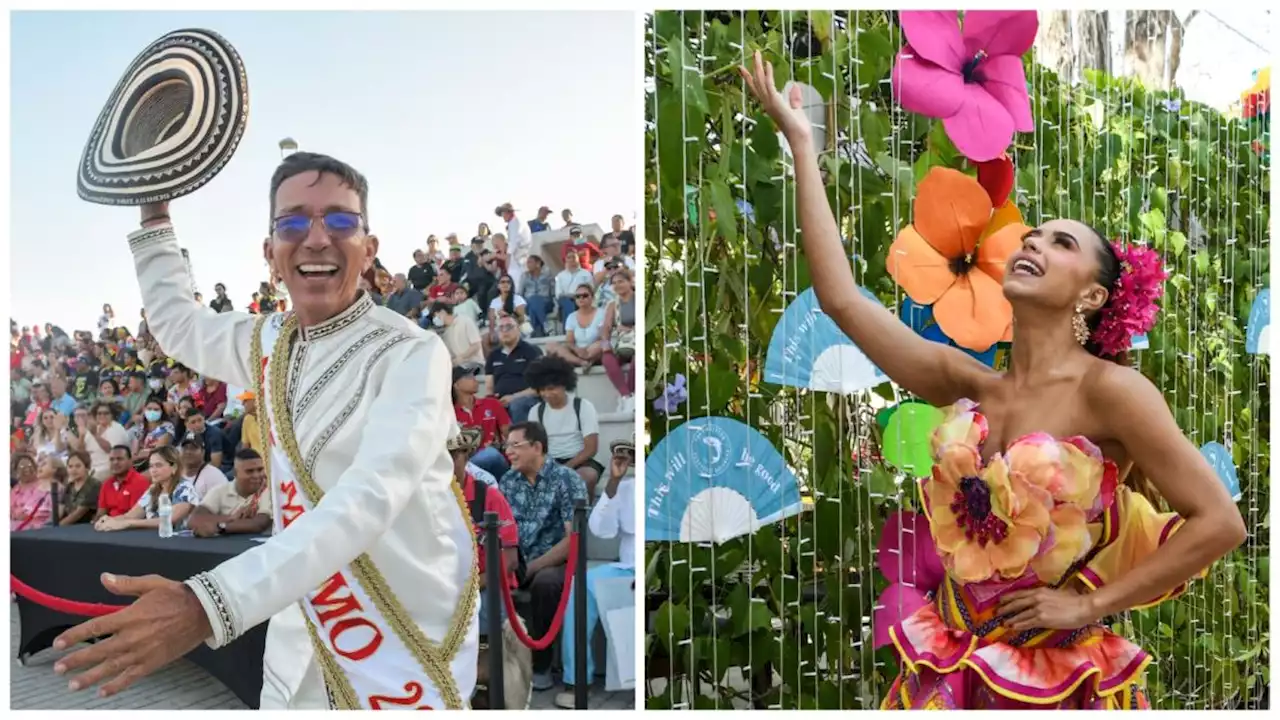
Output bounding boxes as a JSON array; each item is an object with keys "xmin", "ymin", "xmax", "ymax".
[{"xmin": 644, "ymin": 10, "xmax": 1269, "ymax": 710}]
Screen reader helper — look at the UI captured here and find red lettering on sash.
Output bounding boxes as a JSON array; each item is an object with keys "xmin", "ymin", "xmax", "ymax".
[
  {"xmin": 313, "ymin": 572, "xmax": 363, "ymax": 624},
  {"xmin": 308, "ymin": 572, "xmax": 386, "ymax": 663},
  {"xmin": 278, "ymin": 480, "xmax": 305, "ymax": 528},
  {"xmin": 329, "ymin": 617, "xmax": 384, "ymax": 661},
  {"xmin": 368, "ymin": 682, "xmax": 434, "ymax": 710}
]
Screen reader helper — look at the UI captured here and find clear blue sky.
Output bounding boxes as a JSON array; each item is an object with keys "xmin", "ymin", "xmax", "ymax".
[{"xmin": 9, "ymin": 10, "xmax": 637, "ymax": 333}]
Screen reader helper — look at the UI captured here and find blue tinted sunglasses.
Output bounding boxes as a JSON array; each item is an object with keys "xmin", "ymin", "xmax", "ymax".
[{"xmin": 271, "ymin": 211, "xmax": 366, "ymax": 242}]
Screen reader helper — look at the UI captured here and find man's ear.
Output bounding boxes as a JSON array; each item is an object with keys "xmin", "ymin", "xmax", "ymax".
[
  {"xmin": 262, "ymin": 238, "xmax": 274, "ymax": 276},
  {"xmin": 365, "ymin": 235, "xmax": 380, "ymax": 271}
]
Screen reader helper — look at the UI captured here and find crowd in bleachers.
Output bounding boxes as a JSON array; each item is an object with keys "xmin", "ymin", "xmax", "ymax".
[{"xmin": 9, "ymin": 203, "xmax": 636, "ymax": 708}]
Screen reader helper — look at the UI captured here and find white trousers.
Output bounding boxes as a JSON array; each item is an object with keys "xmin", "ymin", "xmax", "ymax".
[{"xmin": 259, "ymin": 604, "xmax": 329, "ymax": 709}]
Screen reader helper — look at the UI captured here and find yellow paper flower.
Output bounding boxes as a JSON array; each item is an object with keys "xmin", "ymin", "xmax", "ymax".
[{"xmin": 927, "ymin": 446, "xmax": 1052, "ymax": 583}]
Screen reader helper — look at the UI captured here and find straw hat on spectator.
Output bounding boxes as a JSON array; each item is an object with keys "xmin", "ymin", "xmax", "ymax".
[
  {"xmin": 77, "ymin": 29, "xmax": 249, "ymax": 206},
  {"xmin": 447, "ymin": 426, "xmax": 482, "ymax": 454}
]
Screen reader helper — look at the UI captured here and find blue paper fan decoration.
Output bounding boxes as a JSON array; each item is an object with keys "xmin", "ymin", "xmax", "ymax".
[
  {"xmin": 764, "ymin": 287, "xmax": 888, "ymax": 393},
  {"xmin": 1246, "ymin": 288, "xmax": 1269, "ymax": 354},
  {"xmin": 1200, "ymin": 442, "xmax": 1241, "ymax": 502},
  {"xmin": 1130, "ymin": 334, "xmax": 1149, "ymax": 351},
  {"xmin": 645, "ymin": 417, "xmax": 806, "ymax": 543},
  {"xmin": 898, "ymin": 297, "xmax": 999, "ymax": 366}
]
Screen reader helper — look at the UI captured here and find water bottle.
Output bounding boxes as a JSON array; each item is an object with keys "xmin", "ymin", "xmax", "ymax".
[{"xmin": 157, "ymin": 492, "xmax": 173, "ymax": 539}]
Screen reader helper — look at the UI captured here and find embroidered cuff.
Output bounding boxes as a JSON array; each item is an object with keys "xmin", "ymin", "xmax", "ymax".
[
  {"xmin": 186, "ymin": 571, "xmax": 239, "ymax": 649},
  {"xmin": 126, "ymin": 224, "xmax": 177, "ymax": 252}
]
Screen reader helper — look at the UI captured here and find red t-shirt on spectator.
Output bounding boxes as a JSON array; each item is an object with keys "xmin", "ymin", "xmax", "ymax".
[
  {"xmin": 560, "ymin": 241, "xmax": 602, "ymax": 268},
  {"xmin": 194, "ymin": 382, "xmax": 228, "ymax": 419},
  {"xmin": 455, "ymin": 398, "xmax": 510, "ymax": 447},
  {"xmin": 428, "ymin": 283, "xmax": 459, "ymax": 302},
  {"xmin": 462, "ymin": 473, "xmax": 518, "ymax": 588},
  {"xmin": 98, "ymin": 469, "xmax": 151, "ymax": 517}
]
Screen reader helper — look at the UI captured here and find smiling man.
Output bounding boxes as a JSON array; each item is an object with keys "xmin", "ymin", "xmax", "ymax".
[{"xmin": 53, "ymin": 152, "xmax": 477, "ymax": 710}]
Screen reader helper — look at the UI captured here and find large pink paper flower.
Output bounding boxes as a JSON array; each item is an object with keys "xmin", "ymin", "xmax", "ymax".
[{"xmin": 891, "ymin": 10, "xmax": 1038, "ymax": 162}]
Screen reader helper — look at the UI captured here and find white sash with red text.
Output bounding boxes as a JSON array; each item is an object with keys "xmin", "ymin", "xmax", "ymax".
[{"xmin": 257, "ymin": 316, "xmax": 453, "ymax": 710}]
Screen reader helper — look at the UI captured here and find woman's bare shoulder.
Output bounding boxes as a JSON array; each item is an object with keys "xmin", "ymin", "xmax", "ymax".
[{"xmin": 1082, "ymin": 357, "xmax": 1170, "ymax": 425}]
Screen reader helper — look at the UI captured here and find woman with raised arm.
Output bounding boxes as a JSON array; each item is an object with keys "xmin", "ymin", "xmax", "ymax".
[{"xmin": 742, "ymin": 53, "xmax": 1244, "ymax": 709}]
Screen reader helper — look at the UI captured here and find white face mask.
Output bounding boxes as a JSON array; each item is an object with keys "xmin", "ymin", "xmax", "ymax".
[
  {"xmin": 432, "ymin": 316, "xmax": 445, "ymax": 328},
  {"xmin": 149, "ymin": 379, "xmax": 163, "ymax": 390}
]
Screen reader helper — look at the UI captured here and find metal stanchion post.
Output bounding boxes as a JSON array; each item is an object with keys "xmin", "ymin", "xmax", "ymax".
[
  {"xmin": 49, "ymin": 483, "xmax": 61, "ymax": 526},
  {"xmin": 484, "ymin": 511, "xmax": 505, "ymax": 710},
  {"xmin": 573, "ymin": 499, "xmax": 588, "ymax": 710}
]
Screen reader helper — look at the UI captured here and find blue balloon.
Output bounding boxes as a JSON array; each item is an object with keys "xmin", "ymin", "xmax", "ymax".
[
  {"xmin": 645, "ymin": 418, "xmax": 805, "ymax": 543},
  {"xmin": 764, "ymin": 288, "xmax": 889, "ymax": 393},
  {"xmin": 898, "ymin": 297, "xmax": 999, "ymax": 366},
  {"xmin": 1200, "ymin": 442, "xmax": 1242, "ymax": 502},
  {"xmin": 1246, "ymin": 288, "xmax": 1269, "ymax": 354}
]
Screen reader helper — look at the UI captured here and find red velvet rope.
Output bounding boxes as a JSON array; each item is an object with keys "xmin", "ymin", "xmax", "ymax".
[
  {"xmin": 10, "ymin": 575, "xmax": 126, "ymax": 617},
  {"xmin": 497, "ymin": 532, "xmax": 579, "ymax": 651}
]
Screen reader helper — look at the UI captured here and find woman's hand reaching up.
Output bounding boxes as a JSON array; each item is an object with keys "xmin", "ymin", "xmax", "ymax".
[{"xmin": 738, "ymin": 51, "xmax": 812, "ymax": 144}]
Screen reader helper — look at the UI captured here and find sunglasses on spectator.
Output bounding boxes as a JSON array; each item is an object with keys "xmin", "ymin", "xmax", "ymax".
[
  {"xmin": 271, "ymin": 211, "xmax": 365, "ymax": 242},
  {"xmin": 498, "ymin": 323, "xmax": 518, "ymax": 332},
  {"xmin": 575, "ymin": 293, "xmax": 591, "ymax": 300}
]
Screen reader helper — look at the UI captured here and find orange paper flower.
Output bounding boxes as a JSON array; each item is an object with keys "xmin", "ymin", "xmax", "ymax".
[{"xmin": 887, "ymin": 167, "xmax": 1029, "ymax": 351}]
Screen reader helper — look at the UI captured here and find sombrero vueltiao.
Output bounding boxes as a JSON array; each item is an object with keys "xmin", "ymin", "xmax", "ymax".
[{"xmin": 77, "ymin": 29, "xmax": 249, "ymax": 206}]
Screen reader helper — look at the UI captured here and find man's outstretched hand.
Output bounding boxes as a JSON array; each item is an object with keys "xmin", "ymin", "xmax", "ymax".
[{"xmin": 52, "ymin": 573, "xmax": 212, "ymax": 697}]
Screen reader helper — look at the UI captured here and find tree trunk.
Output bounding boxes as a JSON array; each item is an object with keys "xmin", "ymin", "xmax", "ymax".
[
  {"xmin": 1036, "ymin": 10, "xmax": 1192, "ymax": 89},
  {"xmin": 1034, "ymin": 11, "xmax": 1074, "ymax": 81},
  {"xmin": 1076, "ymin": 11, "xmax": 1110, "ymax": 75},
  {"xmin": 1034, "ymin": 11, "xmax": 1110, "ymax": 81},
  {"xmin": 1123, "ymin": 10, "xmax": 1185, "ymax": 90}
]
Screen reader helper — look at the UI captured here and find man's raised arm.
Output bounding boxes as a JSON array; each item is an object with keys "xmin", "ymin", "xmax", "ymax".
[{"xmin": 128, "ymin": 213, "xmax": 258, "ymax": 390}]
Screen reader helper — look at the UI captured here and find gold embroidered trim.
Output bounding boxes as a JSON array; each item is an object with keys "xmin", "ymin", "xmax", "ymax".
[
  {"xmin": 253, "ymin": 313, "xmax": 357, "ymax": 708},
  {"xmin": 264, "ymin": 313, "xmax": 477, "ymax": 709},
  {"xmin": 308, "ymin": 621, "xmax": 362, "ymax": 709}
]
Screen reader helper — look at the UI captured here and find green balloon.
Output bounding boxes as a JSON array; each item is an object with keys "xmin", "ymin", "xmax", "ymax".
[{"xmin": 882, "ymin": 403, "xmax": 945, "ymax": 477}]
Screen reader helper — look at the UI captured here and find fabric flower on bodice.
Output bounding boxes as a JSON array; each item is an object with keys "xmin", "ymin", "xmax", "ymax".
[
  {"xmin": 924, "ymin": 402, "xmax": 1119, "ymax": 586},
  {"xmin": 891, "ymin": 10, "xmax": 1038, "ymax": 162},
  {"xmin": 928, "ymin": 443, "xmax": 1051, "ymax": 582},
  {"xmin": 887, "ymin": 167, "xmax": 1028, "ymax": 351}
]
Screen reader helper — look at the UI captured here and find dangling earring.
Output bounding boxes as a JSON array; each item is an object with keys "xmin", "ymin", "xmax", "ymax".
[{"xmin": 1072, "ymin": 303, "xmax": 1090, "ymax": 346}]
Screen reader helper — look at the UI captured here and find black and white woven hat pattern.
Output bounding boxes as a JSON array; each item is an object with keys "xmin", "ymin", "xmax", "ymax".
[{"xmin": 77, "ymin": 29, "xmax": 249, "ymax": 206}]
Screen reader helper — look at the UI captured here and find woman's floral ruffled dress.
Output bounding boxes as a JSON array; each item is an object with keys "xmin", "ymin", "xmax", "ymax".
[{"xmin": 876, "ymin": 400, "xmax": 1203, "ymax": 709}]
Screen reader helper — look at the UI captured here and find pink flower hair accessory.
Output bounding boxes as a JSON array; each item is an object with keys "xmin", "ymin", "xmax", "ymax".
[{"xmin": 1090, "ymin": 242, "xmax": 1168, "ymax": 357}]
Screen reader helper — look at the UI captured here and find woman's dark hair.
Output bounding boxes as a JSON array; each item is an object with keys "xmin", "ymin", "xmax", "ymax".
[
  {"xmin": 525, "ymin": 355, "xmax": 578, "ymax": 393},
  {"xmin": 92, "ymin": 401, "xmax": 117, "ymax": 422},
  {"xmin": 99, "ymin": 378, "xmax": 120, "ymax": 396},
  {"xmin": 11, "ymin": 452, "xmax": 35, "ymax": 475},
  {"xmin": 143, "ymin": 397, "xmax": 166, "ymax": 427},
  {"xmin": 1083, "ymin": 224, "xmax": 1124, "ymax": 360},
  {"xmin": 145, "ymin": 446, "xmax": 182, "ymax": 515},
  {"xmin": 66, "ymin": 450, "xmax": 92, "ymax": 480},
  {"xmin": 497, "ymin": 274, "xmax": 516, "ymax": 317}
]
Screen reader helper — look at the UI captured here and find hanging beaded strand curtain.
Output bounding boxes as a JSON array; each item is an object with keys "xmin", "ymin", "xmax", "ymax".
[{"xmin": 643, "ymin": 9, "xmax": 1267, "ymax": 711}]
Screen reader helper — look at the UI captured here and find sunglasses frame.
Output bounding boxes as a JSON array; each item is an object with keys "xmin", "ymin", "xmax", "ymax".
[{"xmin": 270, "ymin": 211, "xmax": 367, "ymax": 241}]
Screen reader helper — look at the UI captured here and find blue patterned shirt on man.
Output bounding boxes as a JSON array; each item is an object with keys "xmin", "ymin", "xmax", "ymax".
[{"xmin": 498, "ymin": 458, "xmax": 587, "ymax": 562}]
